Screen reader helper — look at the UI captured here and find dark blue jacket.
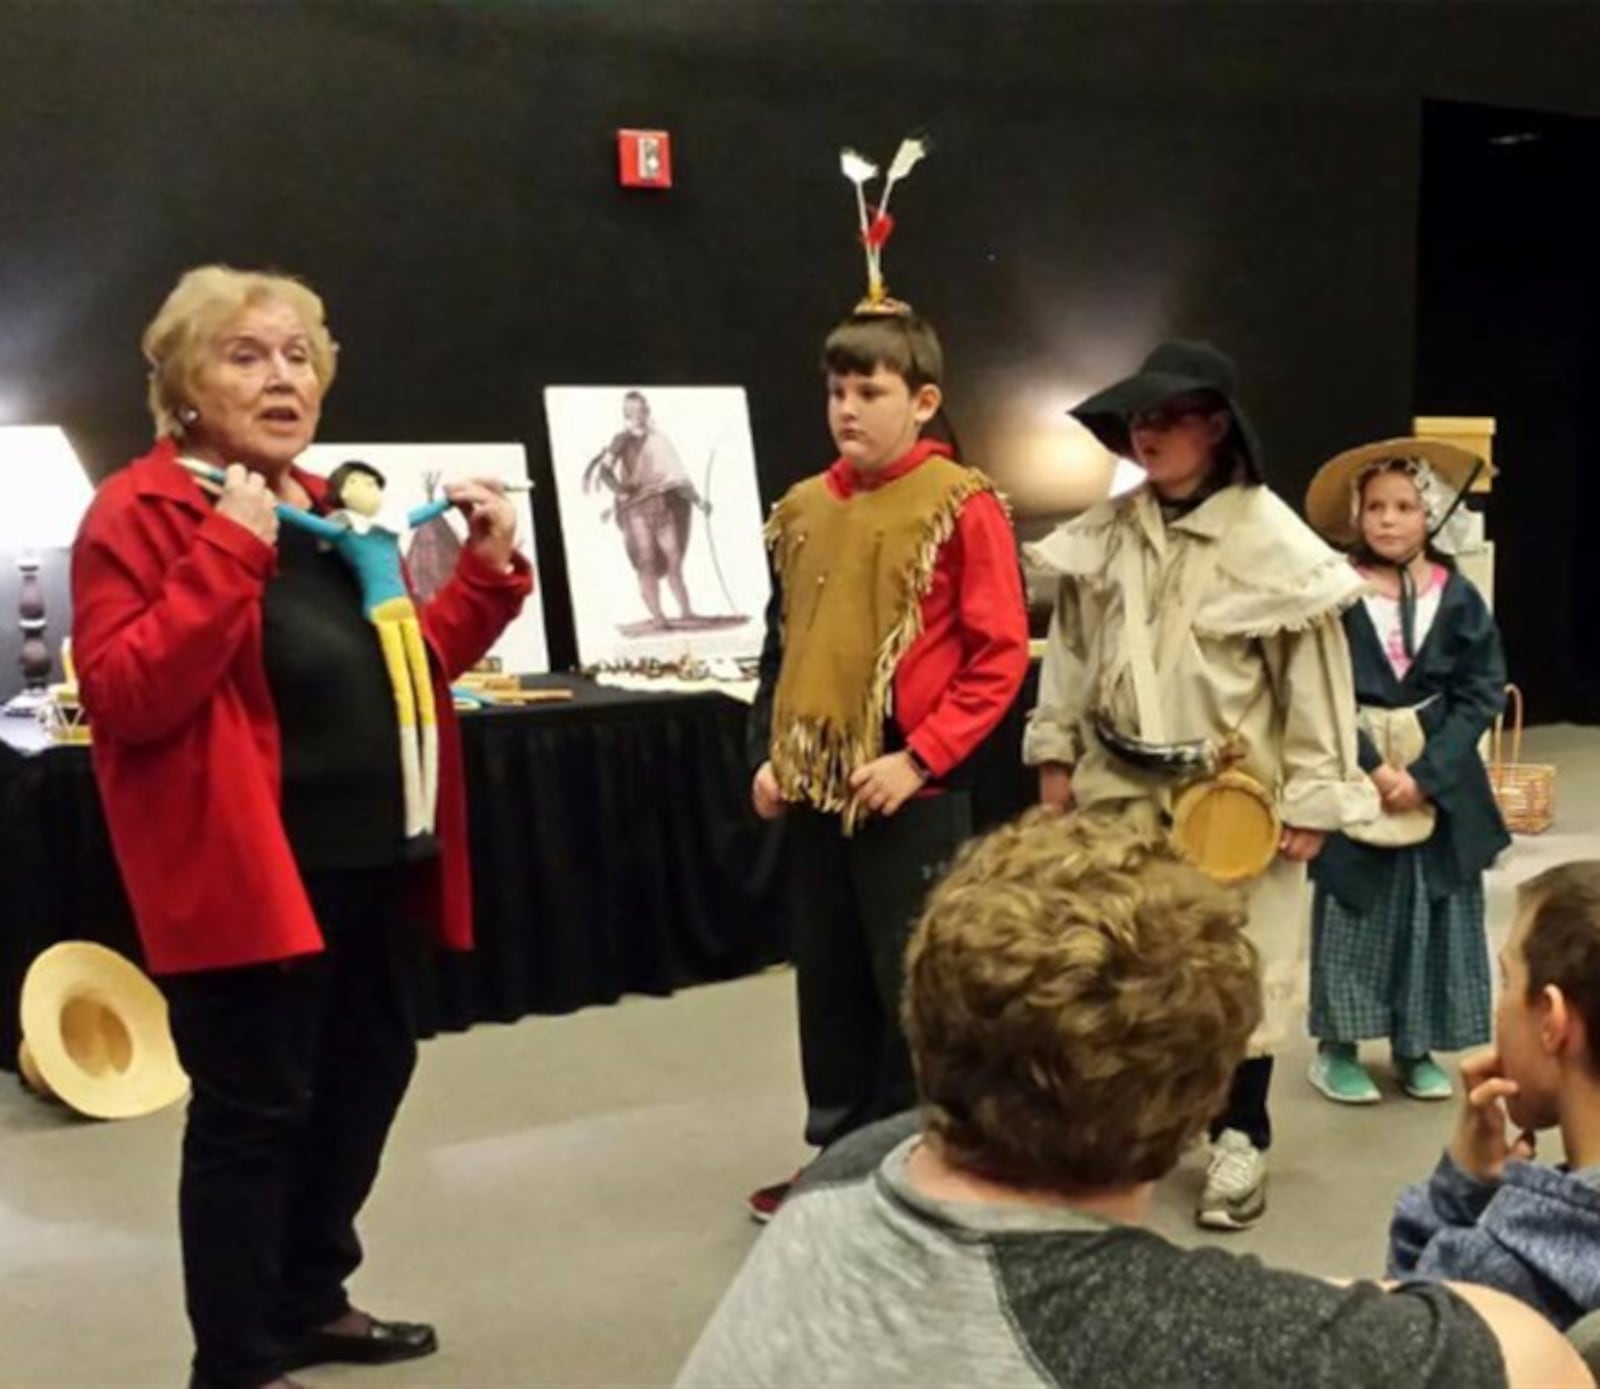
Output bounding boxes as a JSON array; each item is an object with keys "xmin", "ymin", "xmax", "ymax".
[
  {"xmin": 1389, "ymin": 1152, "xmax": 1600, "ymax": 1331},
  {"xmin": 1312, "ymin": 570, "xmax": 1509, "ymax": 911}
]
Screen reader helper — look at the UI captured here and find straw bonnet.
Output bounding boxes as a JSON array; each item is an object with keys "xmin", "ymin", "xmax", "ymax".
[
  {"xmin": 1306, "ymin": 437, "xmax": 1493, "ymax": 548},
  {"xmin": 18, "ymin": 942, "xmax": 188, "ymax": 1120}
]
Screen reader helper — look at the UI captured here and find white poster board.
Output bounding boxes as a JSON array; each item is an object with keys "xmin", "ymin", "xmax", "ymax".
[
  {"xmin": 543, "ymin": 386, "xmax": 769, "ymax": 667},
  {"xmin": 296, "ymin": 442, "xmax": 548, "ymax": 673}
]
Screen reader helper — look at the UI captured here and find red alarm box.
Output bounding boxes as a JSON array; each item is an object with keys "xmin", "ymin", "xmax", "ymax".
[{"xmin": 618, "ymin": 129, "xmax": 673, "ymax": 189}]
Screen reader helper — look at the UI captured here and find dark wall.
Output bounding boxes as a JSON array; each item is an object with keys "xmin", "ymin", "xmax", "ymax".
[
  {"xmin": 1, "ymin": 1, "xmax": 1595, "ymax": 673},
  {"xmin": 1415, "ymin": 100, "xmax": 1599, "ymax": 723}
]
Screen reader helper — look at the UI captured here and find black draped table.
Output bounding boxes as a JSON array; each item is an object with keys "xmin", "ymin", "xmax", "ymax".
[{"xmin": 0, "ymin": 671, "xmax": 1035, "ymax": 1068}]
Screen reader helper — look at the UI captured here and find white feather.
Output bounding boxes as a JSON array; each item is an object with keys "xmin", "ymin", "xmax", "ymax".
[
  {"xmin": 883, "ymin": 138, "xmax": 927, "ymax": 184},
  {"xmin": 875, "ymin": 137, "xmax": 929, "ymax": 225},
  {"xmin": 840, "ymin": 148, "xmax": 878, "ymax": 184}
]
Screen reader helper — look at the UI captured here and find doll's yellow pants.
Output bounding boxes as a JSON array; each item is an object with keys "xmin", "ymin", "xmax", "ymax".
[{"xmin": 371, "ymin": 596, "xmax": 439, "ymax": 838}]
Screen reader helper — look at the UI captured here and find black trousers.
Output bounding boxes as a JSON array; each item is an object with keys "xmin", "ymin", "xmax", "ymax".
[
  {"xmin": 162, "ymin": 868, "xmax": 418, "ymax": 1389},
  {"xmin": 1210, "ymin": 1055, "xmax": 1275, "ymax": 1151},
  {"xmin": 789, "ymin": 792, "xmax": 972, "ymax": 1150}
]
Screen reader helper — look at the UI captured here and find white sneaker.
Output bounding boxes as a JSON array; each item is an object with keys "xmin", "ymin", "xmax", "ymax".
[{"xmin": 1198, "ymin": 1129, "xmax": 1267, "ymax": 1231}]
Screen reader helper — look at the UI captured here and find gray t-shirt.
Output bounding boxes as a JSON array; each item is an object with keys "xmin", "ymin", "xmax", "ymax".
[{"xmin": 678, "ymin": 1116, "xmax": 1505, "ymax": 1389}]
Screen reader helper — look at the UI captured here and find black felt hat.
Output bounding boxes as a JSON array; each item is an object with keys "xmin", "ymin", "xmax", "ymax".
[{"xmin": 1070, "ymin": 339, "xmax": 1264, "ymax": 480}]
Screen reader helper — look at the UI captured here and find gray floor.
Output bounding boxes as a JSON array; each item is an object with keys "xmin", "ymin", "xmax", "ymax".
[{"xmin": 0, "ymin": 726, "xmax": 1588, "ymax": 1387}]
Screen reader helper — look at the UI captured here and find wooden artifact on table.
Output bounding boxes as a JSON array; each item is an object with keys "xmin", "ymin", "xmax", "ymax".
[
  {"xmin": 39, "ymin": 638, "xmax": 89, "ymax": 744},
  {"xmin": 452, "ymin": 670, "xmax": 575, "ymax": 707}
]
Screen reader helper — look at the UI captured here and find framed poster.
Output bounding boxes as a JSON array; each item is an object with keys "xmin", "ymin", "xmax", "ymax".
[
  {"xmin": 544, "ymin": 386, "xmax": 769, "ymax": 666},
  {"xmin": 295, "ymin": 441, "xmax": 549, "ymax": 673}
]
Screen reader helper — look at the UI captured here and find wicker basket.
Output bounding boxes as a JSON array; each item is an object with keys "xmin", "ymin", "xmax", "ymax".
[{"xmin": 1489, "ymin": 684, "xmax": 1554, "ymax": 835}]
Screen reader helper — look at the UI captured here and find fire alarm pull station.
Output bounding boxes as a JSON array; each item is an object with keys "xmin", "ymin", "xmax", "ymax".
[{"xmin": 618, "ymin": 129, "xmax": 672, "ymax": 189}]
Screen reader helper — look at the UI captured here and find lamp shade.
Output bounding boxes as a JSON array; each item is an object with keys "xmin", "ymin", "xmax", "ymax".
[{"xmin": 0, "ymin": 426, "xmax": 93, "ymax": 550}]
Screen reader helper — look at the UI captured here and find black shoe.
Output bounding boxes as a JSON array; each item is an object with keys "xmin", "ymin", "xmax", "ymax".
[
  {"xmin": 188, "ymin": 1375, "xmax": 309, "ymax": 1389},
  {"xmin": 280, "ymin": 1316, "xmax": 438, "ymax": 1371}
]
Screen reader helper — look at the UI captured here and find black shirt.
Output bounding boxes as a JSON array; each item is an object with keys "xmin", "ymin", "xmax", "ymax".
[{"xmin": 262, "ymin": 519, "xmax": 409, "ymax": 871}]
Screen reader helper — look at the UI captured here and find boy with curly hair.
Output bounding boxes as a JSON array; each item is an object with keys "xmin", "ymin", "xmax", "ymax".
[{"xmin": 681, "ymin": 811, "xmax": 1581, "ymax": 1389}]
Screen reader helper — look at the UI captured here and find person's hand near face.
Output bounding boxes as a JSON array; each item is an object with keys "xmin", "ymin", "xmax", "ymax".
[{"xmin": 1450, "ymin": 1048, "xmax": 1537, "ymax": 1183}]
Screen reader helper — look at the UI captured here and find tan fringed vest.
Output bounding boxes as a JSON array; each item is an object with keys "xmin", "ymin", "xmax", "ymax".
[{"xmin": 766, "ymin": 456, "xmax": 996, "ymax": 831}]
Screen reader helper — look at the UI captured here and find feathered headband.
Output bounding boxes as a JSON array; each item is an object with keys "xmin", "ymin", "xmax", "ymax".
[{"xmin": 840, "ymin": 136, "xmax": 929, "ymax": 316}]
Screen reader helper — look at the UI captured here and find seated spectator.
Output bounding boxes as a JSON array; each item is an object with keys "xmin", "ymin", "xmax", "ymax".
[
  {"xmin": 1390, "ymin": 861, "xmax": 1600, "ymax": 1331},
  {"xmin": 679, "ymin": 809, "xmax": 1588, "ymax": 1389}
]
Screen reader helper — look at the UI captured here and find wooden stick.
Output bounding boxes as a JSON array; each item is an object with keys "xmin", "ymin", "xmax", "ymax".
[{"xmin": 485, "ymin": 689, "xmax": 575, "ymax": 705}]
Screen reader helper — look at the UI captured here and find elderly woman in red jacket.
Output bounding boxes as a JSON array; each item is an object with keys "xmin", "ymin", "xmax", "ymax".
[{"xmin": 71, "ymin": 265, "xmax": 533, "ymax": 1389}]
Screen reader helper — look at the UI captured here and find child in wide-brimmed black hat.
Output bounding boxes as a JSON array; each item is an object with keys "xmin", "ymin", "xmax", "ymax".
[{"xmin": 1024, "ymin": 339, "xmax": 1380, "ymax": 1232}]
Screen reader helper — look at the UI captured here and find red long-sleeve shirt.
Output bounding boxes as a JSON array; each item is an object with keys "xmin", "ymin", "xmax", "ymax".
[{"xmin": 754, "ymin": 439, "xmax": 1030, "ymax": 780}]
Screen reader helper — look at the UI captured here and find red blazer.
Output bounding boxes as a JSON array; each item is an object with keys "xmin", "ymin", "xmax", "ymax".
[{"xmin": 70, "ymin": 439, "xmax": 534, "ymax": 975}]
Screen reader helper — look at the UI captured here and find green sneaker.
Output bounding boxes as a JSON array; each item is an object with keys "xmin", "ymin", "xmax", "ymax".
[
  {"xmin": 1398, "ymin": 1054, "xmax": 1454, "ymax": 1101},
  {"xmin": 1309, "ymin": 1044, "xmax": 1381, "ymax": 1105}
]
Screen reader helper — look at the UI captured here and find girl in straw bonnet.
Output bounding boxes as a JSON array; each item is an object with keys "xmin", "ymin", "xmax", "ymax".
[{"xmin": 1304, "ymin": 439, "xmax": 1509, "ymax": 1106}]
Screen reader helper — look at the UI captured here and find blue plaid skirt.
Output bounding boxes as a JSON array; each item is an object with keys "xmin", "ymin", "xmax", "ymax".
[{"xmin": 1310, "ymin": 850, "xmax": 1491, "ymax": 1057}]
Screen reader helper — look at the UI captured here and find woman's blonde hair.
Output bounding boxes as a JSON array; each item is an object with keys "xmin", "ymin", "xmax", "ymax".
[
  {"xmin": 141, "ymin": 265, "xmax": 338, "ymax": 439},
  {"xmin": 904, "ymin": 807, "xmax": 1262, "ymax": 1191}
]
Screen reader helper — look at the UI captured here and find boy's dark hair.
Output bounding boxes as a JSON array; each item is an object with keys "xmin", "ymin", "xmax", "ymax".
[
  {"xmin": 327, "ymin": 459, "xmax": 386, "ymax": 508},
  {"xmin": 822, "ymin": 311, "xmax": 944, "ymax": 390},
  {"xmin": 1519, "ymin": 862, "xmax": 1600, "ymax": 1072}
]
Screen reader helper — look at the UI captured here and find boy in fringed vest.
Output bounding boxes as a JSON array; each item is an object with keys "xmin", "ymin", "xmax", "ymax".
[{"xmin": 744, "ymin": 138, "xmax": 1030, "ymax": 1222}]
